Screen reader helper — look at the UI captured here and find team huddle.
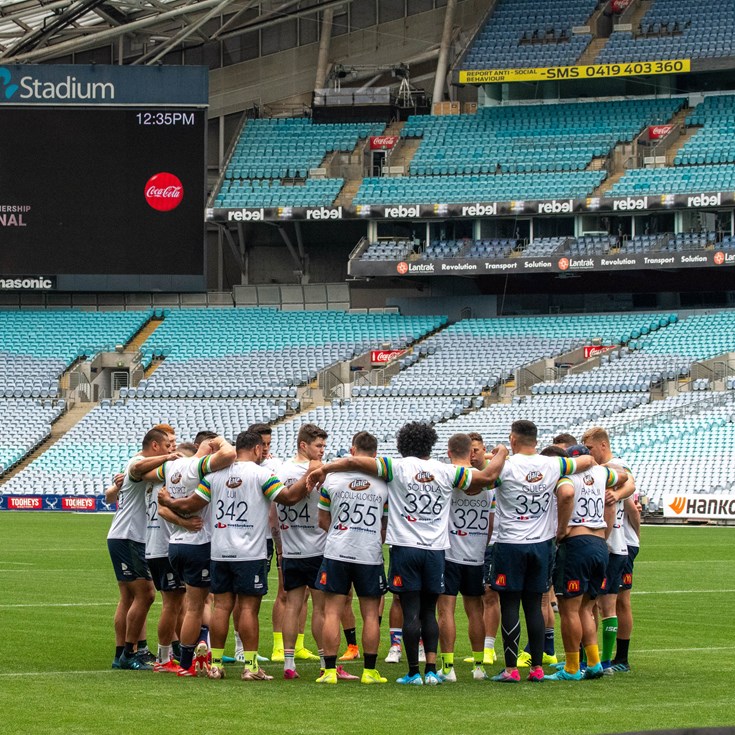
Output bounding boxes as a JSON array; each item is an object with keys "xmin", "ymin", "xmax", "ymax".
[{"xmin": 105, "ymin": 418, "xmax": 640, "ymax": 685}]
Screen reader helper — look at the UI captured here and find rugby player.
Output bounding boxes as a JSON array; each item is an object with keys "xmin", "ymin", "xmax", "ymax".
[
  {"xmin": 314, "ymin": 431, "xmax": 389, "ymax": 685},
  {"xmin": 543, "ymin": 445, "xmax": 627, "ymax": 681},
  {"xmin": 146, "ymin": 441, "xmax": 203, "ymax": 672},
  {"xmin": 462, "ymin": 432, "xmax": 499, "ymax": 667},
  {"xmin": 278, "ymin": 424, "xmax": 337, "ymax": 679},
  {"xmin": 107, "ymin": 428, "xmax": 177, "ymax": 670},
  {"xmin": 144, "ymin": 433, "xmax": 236, "ymax": 676},
  {"xmin": 438, "ymin": 433, "xmax": 494, "ymax": 682},
  {"xmin": 490, "ymin": 420, "xmax": 594, "ymax": 683},
  {"xmin": 614, "ymin": 493, "xmax": 641, "ymax": 672},
  {"xmin": 581, "ymin": 428, "xmax": 636, "ymax": 674},
  {"xmin": 247, "ymin": 423, "xmax": 319, "ymax": 665},
  {"xmin": 307, "ymin": 422, "xmax": 507, "ymax": 686},
  {"xmin": 159, "ymin": 430, "xmax": 311, "ymax": 681}
]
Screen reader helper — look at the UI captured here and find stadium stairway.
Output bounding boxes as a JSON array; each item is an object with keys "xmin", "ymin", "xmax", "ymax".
[
  {"xmin": 665, "ymin": 110, "xmax": 702, "ymax": 165},
  {"xmin": 0, "ymin": 402, "xmax": 94, "ymax": 488}
]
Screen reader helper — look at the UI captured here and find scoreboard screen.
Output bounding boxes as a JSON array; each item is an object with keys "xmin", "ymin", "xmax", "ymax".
[{"xmin": 0, "ymin": 105, "xmax": 206, "ymax": 289}]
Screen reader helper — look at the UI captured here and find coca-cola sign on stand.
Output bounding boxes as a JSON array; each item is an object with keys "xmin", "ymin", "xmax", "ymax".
[
  {"xmin": 583, "ymin": 345, "xmax": 616, "ymax": 359},
  {"xmin": 648, "ymin": 125, "xmax": 673, "ymax": 140},
  {"xmin": 371, "ymin": 349, "xmax": 406, "ymax": 364},
  {"xmin": 369, "ymin": 136, "xmax": 399, "ymax": 150},
  {"xmin": 144, "ymin": 172, "xmax": 184, "ymax": 211},
  {"xmin": 611, "ymin": 0, "xmax": 632, "ymax": 11}
]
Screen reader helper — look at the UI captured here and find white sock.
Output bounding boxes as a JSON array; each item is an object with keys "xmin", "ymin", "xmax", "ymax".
[
  {"xmin": 284, "ymin": 651, "xmax": 295, "ymax": 671},
  {"xmin": 158, "ymin": 644, "xmax": 172, "ymax": 663},
  {"xmin": 318, "ymin": 649, "xmax": 325, "ymax": 669},
  {"xmin": 234, "ymin": 630, "xmax": 243, "ymax": 655},
  {"xmin": 484, "ymin": 636, "xmax": 495, "ymax": 650}
]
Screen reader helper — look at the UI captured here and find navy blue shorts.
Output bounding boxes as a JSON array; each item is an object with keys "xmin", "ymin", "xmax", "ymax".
[
  {"xmin": 282, "ymin": 555, "xmax": 323, "ymax": 591},
  {"xmin": 490, "ymin": 540, "xmax": 554, "ymax": 594},
  {"xmin": 108, "ymin": 538, "xmax": 151, "ymax": 582},
  {"xmin": 314, "ymin": 557, "xmax": 387, "ymax": 597},
  {"xmin": 388, "ymin": 546, "xmax": 445, "ymax": 595},
  {"xmin": 601, "ymin": 552, "xmax": 627, "ymax": 595},
  {"xmin": 620, "ymin": 545, "xmax": 639, "ymax": 589},
  {"xmin": 168, "ymin": 543, "xmax": 211, "ymax": 588},
  {"xmin": 210, "ymin": 559, "xmax": 268, "ymax": 596},
  {"xmin": 553, "ymin": 535, "xmax": 608, "ymax": 599},
  {"xmin": 483, "ymin": 544, "xmax": 494, "ymax": 586},
  {"xmin": 444, "ymin": 560, "xmax": 485, "ymax": 597},
  {"xmin": 147, "ymin": 556, "xmax": 185, "ymax": 592}
]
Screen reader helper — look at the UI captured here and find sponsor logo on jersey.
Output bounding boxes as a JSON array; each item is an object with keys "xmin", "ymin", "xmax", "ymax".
[
  {"xmin": 495, "ymin": 573, "xmax": 507, "ymax": 587},
  {"xmin": 215, "ymin": 522, "xmax": 227, "ymax": 529},
  {"xmin": 525, "ymin": 471, "xmax": 543, "ymax": 483},
  {"xmin": 320, "ymin": 571, "xmax": 327, "ymax": 585},
  {"xmin": 226, "ymin": 477, "xmax": 242, "ymax": 488},
  {"xmin": 415, "ymin": 471, "xmax": 435, "ymax": 483},
  {"xmin": 405, "ymin": 514, "xmax": 418, "ymax": 522},
  {"xmin": 349, "ymin": 479, "xmax": 371, "ymax": 491},
  {"xmin": 583, "ymin": 474, "xmax": 595, "ymax": 486},
  {"xmin": 451, "ymin": 529, "xmax": 468, "ymax": 536},
  {"xmin": 170, "ymin": 472, "xmax": 182, "ymax": 484},
  {"xmin": 566, "ymin": 579, "xmax": 581, "ymax": 593},
  {"xmin": 280, "ymin": 523, "xmax": 289, "ymax": 530},
  {"xmin": 392, "ymin": 575, "xmax": 403, "ymax": 587},
  {"xmin": 334, "ymin": 522, "xmax": 348, "ymax": 531}
]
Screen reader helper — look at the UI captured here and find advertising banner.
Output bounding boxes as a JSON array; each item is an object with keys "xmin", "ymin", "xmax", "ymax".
[
  {"xmin": 458, "ymin": 59, "xmax": 690, "ymax": 85},
  {"xmin": 0, "ymin": 495, "xmax": 111, "ymax": 511},
  {"xmin": 369, "ymin": 135, "xmax": 399, "ymax": 150},
  {"xmin": 370, "ymin": 349, "xmax": 406, "ymax": 364},
  {"xmin": 583, "ymin": 345, "xmax": 617, "ymax": 358},
  {"xmin": 664, "ymin": 494, "xmax": 735, "ymax": 520}
]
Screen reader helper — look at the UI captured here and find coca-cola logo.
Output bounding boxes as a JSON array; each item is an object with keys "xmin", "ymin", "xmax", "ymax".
[
  {"xmin": 648, "ymin": 125, "xmax": 673, "ymax": 140},
  {"xmin": 583, "ymin": 345, "xmax": 616, "ymax": 359},
  {"xmin": 369, "ymin": 135, "xmax": 398, "ymax": 150},
  {"xmin": 144, "ymin": 172, "xmax": 184, "ymax": 212},
  {"xmin": 371, "ymin": 349, "xmax": 406, "ymax": 364}
]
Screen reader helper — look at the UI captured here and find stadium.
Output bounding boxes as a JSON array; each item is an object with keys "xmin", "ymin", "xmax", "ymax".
[{"xmin": 0, "ymin": 0, "xmax": 734, "ymax": 733}]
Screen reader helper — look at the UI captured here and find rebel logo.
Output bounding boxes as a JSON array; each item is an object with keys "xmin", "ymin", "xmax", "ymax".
[
  {"xmin": 525, "ymin": 471, "xmax": 543, "ymax": 483},
  {"xmin": 714, "ymin": 251, "xmax": 725, "ymax": 265},
  {"xmin": 397, "ymin": 261, "xmax": 409, "ymax": 274},
  {"xmin": 226, "ymin": 477, "xmax": 243, "ymax": 488},
  {"xmin": 144, "ymin": 172, "xmax": 184, "ymax": 211},
  {"xmin": 349, "ymin": 479, "xmax": 371, "ymax": 491},
  {"xmin": 558, "ymin": 257, "xmax": 570, "ymax": 271}
]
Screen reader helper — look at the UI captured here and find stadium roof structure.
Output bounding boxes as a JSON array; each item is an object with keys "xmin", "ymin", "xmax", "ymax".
[{"xmin": 0, "ymin": 0, "xmax": 348, "ymax": 64}]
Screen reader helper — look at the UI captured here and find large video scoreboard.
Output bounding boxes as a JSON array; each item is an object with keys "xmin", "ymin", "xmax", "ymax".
[{"xmin": 0, "ymin": 65, "xmax": 207, "ymax": 292}]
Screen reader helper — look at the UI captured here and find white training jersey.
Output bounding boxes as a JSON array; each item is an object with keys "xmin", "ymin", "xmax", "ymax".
[
  {"xmin": 376, "ymin": 456, "xmax": 473, "ymax": 550},
  {"xmin": 488, "ymin": 487, "xmax": 499, "ymax": 545},
  {"xmin": 277, "ymin": 459, "xmax": 326, "ymax": 559},
  {"xmin": 614, "ymin": 456, "xmax": 640, "ymax": 548},
  {"xmin": 261, "ymin": 456, "xmax": 283, "ymax": 541},
  {"xmin": 607, "ymin": 499, "xmax": 628, "ymax": 555},
  {"xmin": 159, "ymin": 454, "xmax": 213, "ymax": 546},
  {"xmin": 494, "ymin": 453, "xmax": 578, "ymax": 544},
  {"xmin": 196, "ymin": 460, "xmax": 284, "ymax": 562},
  {"xmin": 145, "ymin": 481, "xmax": 169, "ymax": 559},
  {"xmin": 558, "ymin": 466, "xmax": 619, "ymax": 531},
  {"xmin": 107, "ymin": 455, "xmax": 150, "ymax": 543},
  {"xmin": 447, "ymin": 487, "xmax": 492, "ymax": 565},
  {"xmin": 318, "ymin": 471, "xmax": 388, "ymax": 565}
]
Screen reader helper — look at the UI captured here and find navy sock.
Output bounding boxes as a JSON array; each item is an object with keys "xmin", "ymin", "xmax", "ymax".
[
  {"xmin": 180, "ymin": 644, "xmax": 195, "ymax": 670},
  {"xmin": 544, "ymin": 629, "xmax": 555, "ymax": 656},
  {"xmin": 324, "ymin": 655, "xmax": 337, "ymax": 669},
  {"xmin": 172, "ymin": 640, "xmax": 181, "ymax": 660},
  {"xmin": 123, "ymin": 642, "xmax": 135, "ymax": 656},
  {"xmin": 115, "ymin": 645, "xmax": 124, "ymax": 659},
  {"xmin": 137, "ymin": 639, "xmax": 148, "ymax": 651},
  {"xmin": 425, "ymin": 663, "xmax": 437, "ymax": 675},
  {"xmin": 365, "ymin": 653, "xmax": 377, "ymax": 669},
  {"xmin": 613, "ymin": 638, "xmax": 630, "ymax": 664},
  {"xmin": 198, "ymin": 625, "xmax": 209, "ymax": 644},
  {"xmin": 344, "ymin": 628, "xmax": 357, "ymax": 647}
]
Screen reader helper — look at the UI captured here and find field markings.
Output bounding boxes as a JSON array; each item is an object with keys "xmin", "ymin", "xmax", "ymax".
[{"xmin": 632, "ymin": 588, "xmax": 735, "ymax": 595}]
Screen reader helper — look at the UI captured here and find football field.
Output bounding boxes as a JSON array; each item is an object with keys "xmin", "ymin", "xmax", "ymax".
[{"xmin": 1, "ymin": 514, "xmax": 734, "ymax": 735}]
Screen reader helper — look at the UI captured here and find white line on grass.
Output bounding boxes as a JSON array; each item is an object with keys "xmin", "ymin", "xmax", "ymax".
[
  {"xmin": 0, "ymin": 602, "xmax": 116, "ymax": 608},
  {"xmin": 627, "ymin": 646, "xmax": 735, "ymax": 654},
  {"xmin": 0, "ymin": 670, "xmax": 118, "ymax": 678},
  {"xmin": 632, "ymin": 589, "xmax": 735, "ymax": 595}
]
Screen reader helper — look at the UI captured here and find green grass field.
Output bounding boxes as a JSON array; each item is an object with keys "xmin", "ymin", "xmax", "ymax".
[{"xmin": 1, "ymin": 514, "xmax": 734, "ymax": 735}]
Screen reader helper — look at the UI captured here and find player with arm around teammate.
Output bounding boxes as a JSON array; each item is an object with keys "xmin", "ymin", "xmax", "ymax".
[
  {"xmin": 543, "ymin": 444, "xmax": 627, "ymax": 681},
  {"xmin": 159, "ymin": 430, "xmax": 310, "ymax": 681},
  {"xmin": 313, "ymin": 431, "xmax": 389, "ymax": 685}
]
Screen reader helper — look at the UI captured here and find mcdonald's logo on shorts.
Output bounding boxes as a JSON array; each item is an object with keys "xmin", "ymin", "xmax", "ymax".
[
  {"xmin": 622, "ymin": 573, "xmax": 632, "ymax": 585},
  {"xmin": 566, "ymin": 579, "xmax": 580, "ymax": 593},
  {"xmin": 320, "ymin": 572, "xmax": 327, "ymax": 585},
  {"xmin": 601, "ymin": 578, "xmax": 607, "ymax": 590},
  {"xmin": 495, "ymin": 574, "xmax": 507, "ymax": 587},
  {"xmin": 393, "ymin": 575, "xmax": 403, "ymax": 587}
]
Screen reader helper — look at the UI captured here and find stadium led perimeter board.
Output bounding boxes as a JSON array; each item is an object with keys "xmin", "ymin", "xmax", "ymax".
[{"xmin": 0, "ymin": 65, "xmax": 207, "ymax": 291}]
